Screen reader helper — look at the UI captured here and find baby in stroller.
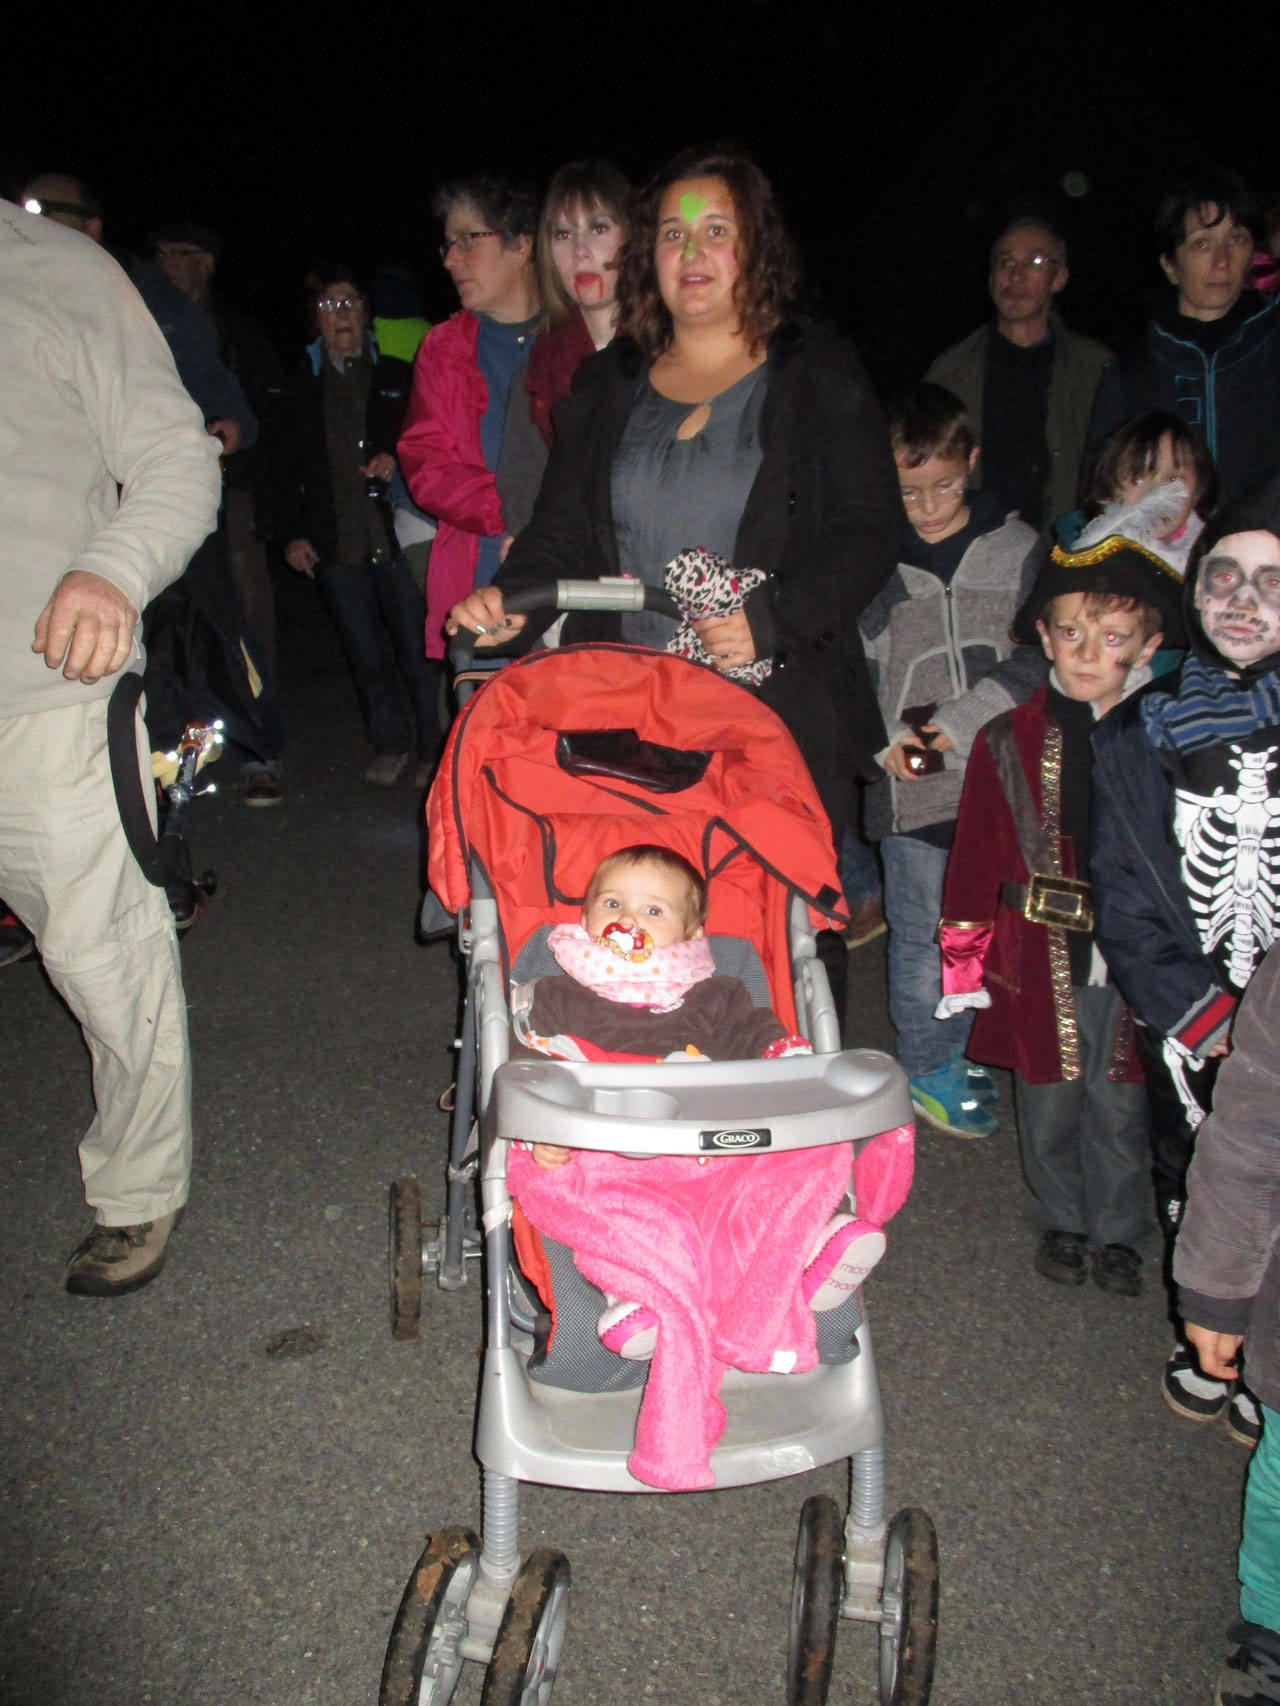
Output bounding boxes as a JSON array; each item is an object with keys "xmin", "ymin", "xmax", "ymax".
[{"xmin": 507, "ymin": 841, "xmax": 912, "ymax": 1490}]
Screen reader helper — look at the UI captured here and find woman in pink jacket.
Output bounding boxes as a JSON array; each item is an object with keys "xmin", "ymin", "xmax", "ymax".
[{"xmin": 397, "ymin": 176, "xmax": 540, "ymax": 662}]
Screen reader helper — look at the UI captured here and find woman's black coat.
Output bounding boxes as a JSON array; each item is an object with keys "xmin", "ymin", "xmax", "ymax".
[{"xmin": 494, "ymin": 318, "xmax": 901, "ymax": 837}]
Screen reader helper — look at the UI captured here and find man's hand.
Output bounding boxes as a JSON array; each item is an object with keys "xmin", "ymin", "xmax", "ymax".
[
  {"xmin": 207, "ymin": 418, "xmax": 242, "ymax": 457},
  {"xmin": 32, "ymin": 570, "xmax": 139, "ymax": 685},
  {"xmin": 1184, "ymin": 1323, "xmax": 1243, "ymax": 1381},
  {"xmin": 285, "ymin": 539, "xmax": 320, "ymax": 578}
]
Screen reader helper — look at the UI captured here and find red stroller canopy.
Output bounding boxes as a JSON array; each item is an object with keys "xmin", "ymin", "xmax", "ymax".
[{"xmin": 426, "ymin": 646, "xmax": 847, "ymax": 1032}]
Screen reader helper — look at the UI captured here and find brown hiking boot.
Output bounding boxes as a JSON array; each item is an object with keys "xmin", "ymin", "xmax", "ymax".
[
  {"xmin": 845, "ymin": 895, "xmax": 887, "ymax": 950},
  {"xmin": 65, "ymin": 1210, "xmax": 181, "ymax": 1296}
]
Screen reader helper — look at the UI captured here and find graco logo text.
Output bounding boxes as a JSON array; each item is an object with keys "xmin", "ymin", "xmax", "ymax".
[{"xmin": 699, "ymin": 1127, "xmax": 772, "ymax": 1152}]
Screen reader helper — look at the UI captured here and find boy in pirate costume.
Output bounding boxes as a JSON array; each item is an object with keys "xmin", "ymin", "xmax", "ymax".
[
  {"xmin": 1090, "ymin": 479, "xmax": 1280, "ymax": 1443},
  {"xmin": 935, "ymin": 535, "xmax": 1176, "ymax": 1296}
]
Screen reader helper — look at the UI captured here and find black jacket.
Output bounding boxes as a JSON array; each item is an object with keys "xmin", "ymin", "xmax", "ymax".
[
  {"xmin": 272, "ymin": 340, "xmax": 412, "ymax": 562},
  {"xmin": 1090, "ymin": 668, "xmax": 1239, "ymax": 1052},
  {"xmin": 1085, "ymin": 291, "xmax": 1280, "ymax": 508},
  {"xmin": 495, "ymin": 319, "xmax": 901, "ymax": 833}
]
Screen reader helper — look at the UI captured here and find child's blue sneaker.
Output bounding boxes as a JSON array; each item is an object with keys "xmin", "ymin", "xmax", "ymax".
[
  {"xmin": 949, "ymin": 1045, "xmax": 999, "ymax": 1108},
  {"xmin": 908, "ymin": 1060, "xmax": 999, "ymax": 1138}
]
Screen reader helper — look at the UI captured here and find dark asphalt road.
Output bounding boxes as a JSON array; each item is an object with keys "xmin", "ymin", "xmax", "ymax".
[{"xmin": 0, "ymin": 571, "xmax": 1245, "ymax": 1705}]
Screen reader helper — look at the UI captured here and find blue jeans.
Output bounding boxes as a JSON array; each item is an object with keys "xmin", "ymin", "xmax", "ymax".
[
  {"xmin": 840, "ymin": 822, "xmax": 881, "ymax": 910},
  {"xmin": 314, "ymin": 554, "xmax": 441, "ymax": 757},
  {"xmin": 880, "ymin": 832, "xmax": 971, "ymax": 1077}
]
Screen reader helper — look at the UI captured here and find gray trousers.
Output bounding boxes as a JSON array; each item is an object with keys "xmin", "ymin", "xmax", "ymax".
[{"xmin": 1013, "ymin": 983, "xmax": 1153, "ymax": 1249}]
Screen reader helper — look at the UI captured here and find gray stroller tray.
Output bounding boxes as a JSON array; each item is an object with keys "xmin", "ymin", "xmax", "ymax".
[{"xmin": 492, "ymin": 1047, "xmax": 911, "ymax": 1157}]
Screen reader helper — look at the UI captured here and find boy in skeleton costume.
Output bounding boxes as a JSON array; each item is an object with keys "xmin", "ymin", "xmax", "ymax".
[
  {"xmin": 935, "ymin": 538, "xmax": 1174, "ymax": 1295},
  {"xmin": 1092, "ymin": 478, "xmax": 1280, "ymax": 1440}
]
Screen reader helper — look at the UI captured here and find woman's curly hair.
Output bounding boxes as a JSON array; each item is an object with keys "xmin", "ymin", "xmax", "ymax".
[{"xmin": 614, "ymin": 147, "xmax": 800, "ymax": 357}]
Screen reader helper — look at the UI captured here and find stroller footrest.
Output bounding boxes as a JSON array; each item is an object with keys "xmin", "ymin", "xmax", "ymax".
[{"xmin": 475, "ymin": 1338, "xmax": 884, "ymax": 1493}]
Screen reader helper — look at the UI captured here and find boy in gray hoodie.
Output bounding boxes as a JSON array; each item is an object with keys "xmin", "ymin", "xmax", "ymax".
[{"xmin": 861, "ymin": 383, "xmax": 1043, "ymax": 1136}]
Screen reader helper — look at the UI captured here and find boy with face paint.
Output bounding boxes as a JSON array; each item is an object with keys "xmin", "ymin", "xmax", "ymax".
[
  {"xmin": 935, "ymin": 537, "xmax": 1173, "ymax": 1296},
  {"xmin": 1091, "ymin": 478, "xmax": 1280, "ymax": 1440}
]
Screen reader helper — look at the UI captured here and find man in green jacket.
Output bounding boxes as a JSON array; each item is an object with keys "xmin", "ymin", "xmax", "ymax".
[{"xmin": 926, "ymin": 217, "xmax": 1112, "ymax": 532}]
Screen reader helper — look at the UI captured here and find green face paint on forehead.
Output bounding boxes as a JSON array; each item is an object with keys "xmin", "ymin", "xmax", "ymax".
[{"xmin": 679, "ymin": 193, "xmax": 707, "ymax": 224}]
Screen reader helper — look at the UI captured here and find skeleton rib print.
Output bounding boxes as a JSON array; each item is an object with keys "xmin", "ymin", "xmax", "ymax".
[{"xmin": 1173, "ymin": 743, "xmax": 1280, "ymax": 991}]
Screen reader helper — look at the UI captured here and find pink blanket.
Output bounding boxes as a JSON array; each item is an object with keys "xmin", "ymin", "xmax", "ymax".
[{"xmin": 507, "ymin": 1141, "xmax": 856, "ymax": 1489}]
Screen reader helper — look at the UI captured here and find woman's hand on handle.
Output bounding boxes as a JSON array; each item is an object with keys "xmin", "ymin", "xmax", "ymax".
[
  {"xmin": 445, "ymin": 585, "xmax": 527, "ymax": 648},
  {"xmin": 691, "ymin": 609, "xmax": 755, "ymax": 675}
]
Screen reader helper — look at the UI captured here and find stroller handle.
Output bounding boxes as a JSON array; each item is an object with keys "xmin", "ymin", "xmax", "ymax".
[{"xmin": 448, "ymin": 579, "xmax": 681, "ymax": 675}]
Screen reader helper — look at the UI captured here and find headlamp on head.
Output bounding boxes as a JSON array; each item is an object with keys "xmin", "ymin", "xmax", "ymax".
[{"xmin": 23, "ymin": 195, "xmax": 101, "ymax": 222}]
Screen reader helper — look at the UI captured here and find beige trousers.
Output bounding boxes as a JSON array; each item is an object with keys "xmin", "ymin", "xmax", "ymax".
[{"xmin": 0, "ymin": 696, "xmax": 192, "ymax": 1225}]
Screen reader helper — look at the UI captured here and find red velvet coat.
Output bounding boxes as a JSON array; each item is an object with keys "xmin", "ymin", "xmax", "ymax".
[{"xmin": 940, "ymin": 685, "xmax": 1142, "ymax": 1085}]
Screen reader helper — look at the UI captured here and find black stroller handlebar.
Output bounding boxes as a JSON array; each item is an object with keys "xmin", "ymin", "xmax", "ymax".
[{"xmin": 448, "ymin": 579, "xmax": 681, "ymax": 675}]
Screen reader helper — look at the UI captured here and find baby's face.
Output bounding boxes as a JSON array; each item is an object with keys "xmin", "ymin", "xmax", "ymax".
[
  {"xmin": 583, "ymin": 860, "xmax": 702, "ymax": 950},
  {"xmin": 1195, "ymin": 530, "xmax": 1280, "ymax": 665}
]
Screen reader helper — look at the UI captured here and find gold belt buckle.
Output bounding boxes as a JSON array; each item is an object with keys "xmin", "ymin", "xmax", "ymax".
[{"xmin": 1024, "ymin": 873, "xmax": 1093, "ymax": 933}]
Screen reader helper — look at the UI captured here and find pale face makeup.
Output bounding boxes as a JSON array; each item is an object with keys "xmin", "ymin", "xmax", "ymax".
[
  {"xmin": 583, "ymin": 859, "xmax": 702, "ymax": 950},
  {"xmin": 1037, "ymin": 593, "xmax": 1162, "ymax": 715},
  {"xmin": 1195, "ymin": 531, "xmax": 1280, "ymax": 664},
  {"xmin": 549, "ymin": 199, "xmax": 625, "ymax": 311},
  {"xmin": 655, "ymin": 176, "xmax": 742, "ymax": 329}
]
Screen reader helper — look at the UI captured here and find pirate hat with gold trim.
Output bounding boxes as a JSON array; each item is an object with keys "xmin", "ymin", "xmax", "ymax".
[{"xmin": 1012, "ymin": 533, "xmax": 1186, "ymax": 647}]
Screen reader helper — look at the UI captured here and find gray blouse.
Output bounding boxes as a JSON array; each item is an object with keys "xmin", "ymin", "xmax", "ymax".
[{"xmin": 610, "ymin": 364, "xmax": 767, "ymax": 646}]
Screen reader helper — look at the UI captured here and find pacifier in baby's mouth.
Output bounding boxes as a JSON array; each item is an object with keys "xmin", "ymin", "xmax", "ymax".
[{"xmin": 598, "ymin": 921, "xmax": 653, "ymax": 961}]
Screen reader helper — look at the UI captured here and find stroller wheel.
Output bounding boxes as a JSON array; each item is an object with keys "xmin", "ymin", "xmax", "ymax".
[
  {"xmin": 390, "ymin": 1177, "xmax": 423, "ymax": 1340},
  {"xmin": 479, "ymin": 1549, "xmax": 570, "ymax": 1706},
  {"xmin": 878, "ymin": 1507, "xmax": 939, "ymax": 1706},
  {"xmin": 380, "ymin": 1526, "xmax": 480, "ymax": 1706},
  {"xmin": 786, "ymin": 1494, "xmax": 843, "ymax": 1705}
]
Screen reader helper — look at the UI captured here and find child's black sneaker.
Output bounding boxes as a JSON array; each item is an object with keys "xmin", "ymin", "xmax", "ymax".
[
  {"xmin": 1227, "ymin": 1388, "xmax": 1264, "ymax": 1449},
  {"xmin": 1217, "ymin": 1620, "xmax": 1280, "ymax": 1706},
  {"xmin": 1162, "ymin": 1343, "xmax": 1231, "ymax": 1422},
  {"xmin": 1033, "ymin": 1229, "xmax": 1087, "ymax": 1286},
  {"xmin": 1090, "ymin": 1243, "xmax": 1142, "ymax": 1296}
]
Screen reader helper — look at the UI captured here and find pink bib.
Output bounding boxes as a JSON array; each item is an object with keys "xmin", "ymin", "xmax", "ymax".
[{"xmin": 547, "ymin": 922, "xmax": 715, "ymax": 1009}]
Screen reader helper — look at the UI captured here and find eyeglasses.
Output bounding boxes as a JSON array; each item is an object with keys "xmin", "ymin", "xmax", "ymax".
[
  {"xmin": 439, "ymin": 229, "xmax": 497, "ymax": 259},
  {"xmin": 992, "ymin": 253, "xmax": 1060, "ymax": 275},
  {"xmin": 317, "ymin": 296, "xmax": 360, "ymax": 313},
  {"xmin": 900, "ymin": 475, "xmax": 967, "ymax": 505}
]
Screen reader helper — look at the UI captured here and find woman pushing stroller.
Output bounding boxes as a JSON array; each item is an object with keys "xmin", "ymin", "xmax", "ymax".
[{"xmin": 506, "ymin": 842, "xmax": 912, "ymax": 1490}]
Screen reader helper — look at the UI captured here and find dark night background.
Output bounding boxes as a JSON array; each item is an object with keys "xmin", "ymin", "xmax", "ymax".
[{"xmin": 7, "ymin": 2, "xmax": 1279, "ymax": 393}]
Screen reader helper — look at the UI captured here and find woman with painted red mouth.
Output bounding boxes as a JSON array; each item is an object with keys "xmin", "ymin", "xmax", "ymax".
[
  {"xmin": 529, "ymin": 161, "xmax": 632, "ymax": 444},
  {"xmin": 447, "ymin": 148, "xmax": 900, "ymax": 1022},
  {"xmin": 495, "ymin": 163, "xmax": 633, "ymax": 541}
]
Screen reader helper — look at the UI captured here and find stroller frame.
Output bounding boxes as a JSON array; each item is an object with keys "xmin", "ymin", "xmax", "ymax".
[{"xmin": 384, "ymin": 597, "xmax": 937, "ymax": 1706}]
